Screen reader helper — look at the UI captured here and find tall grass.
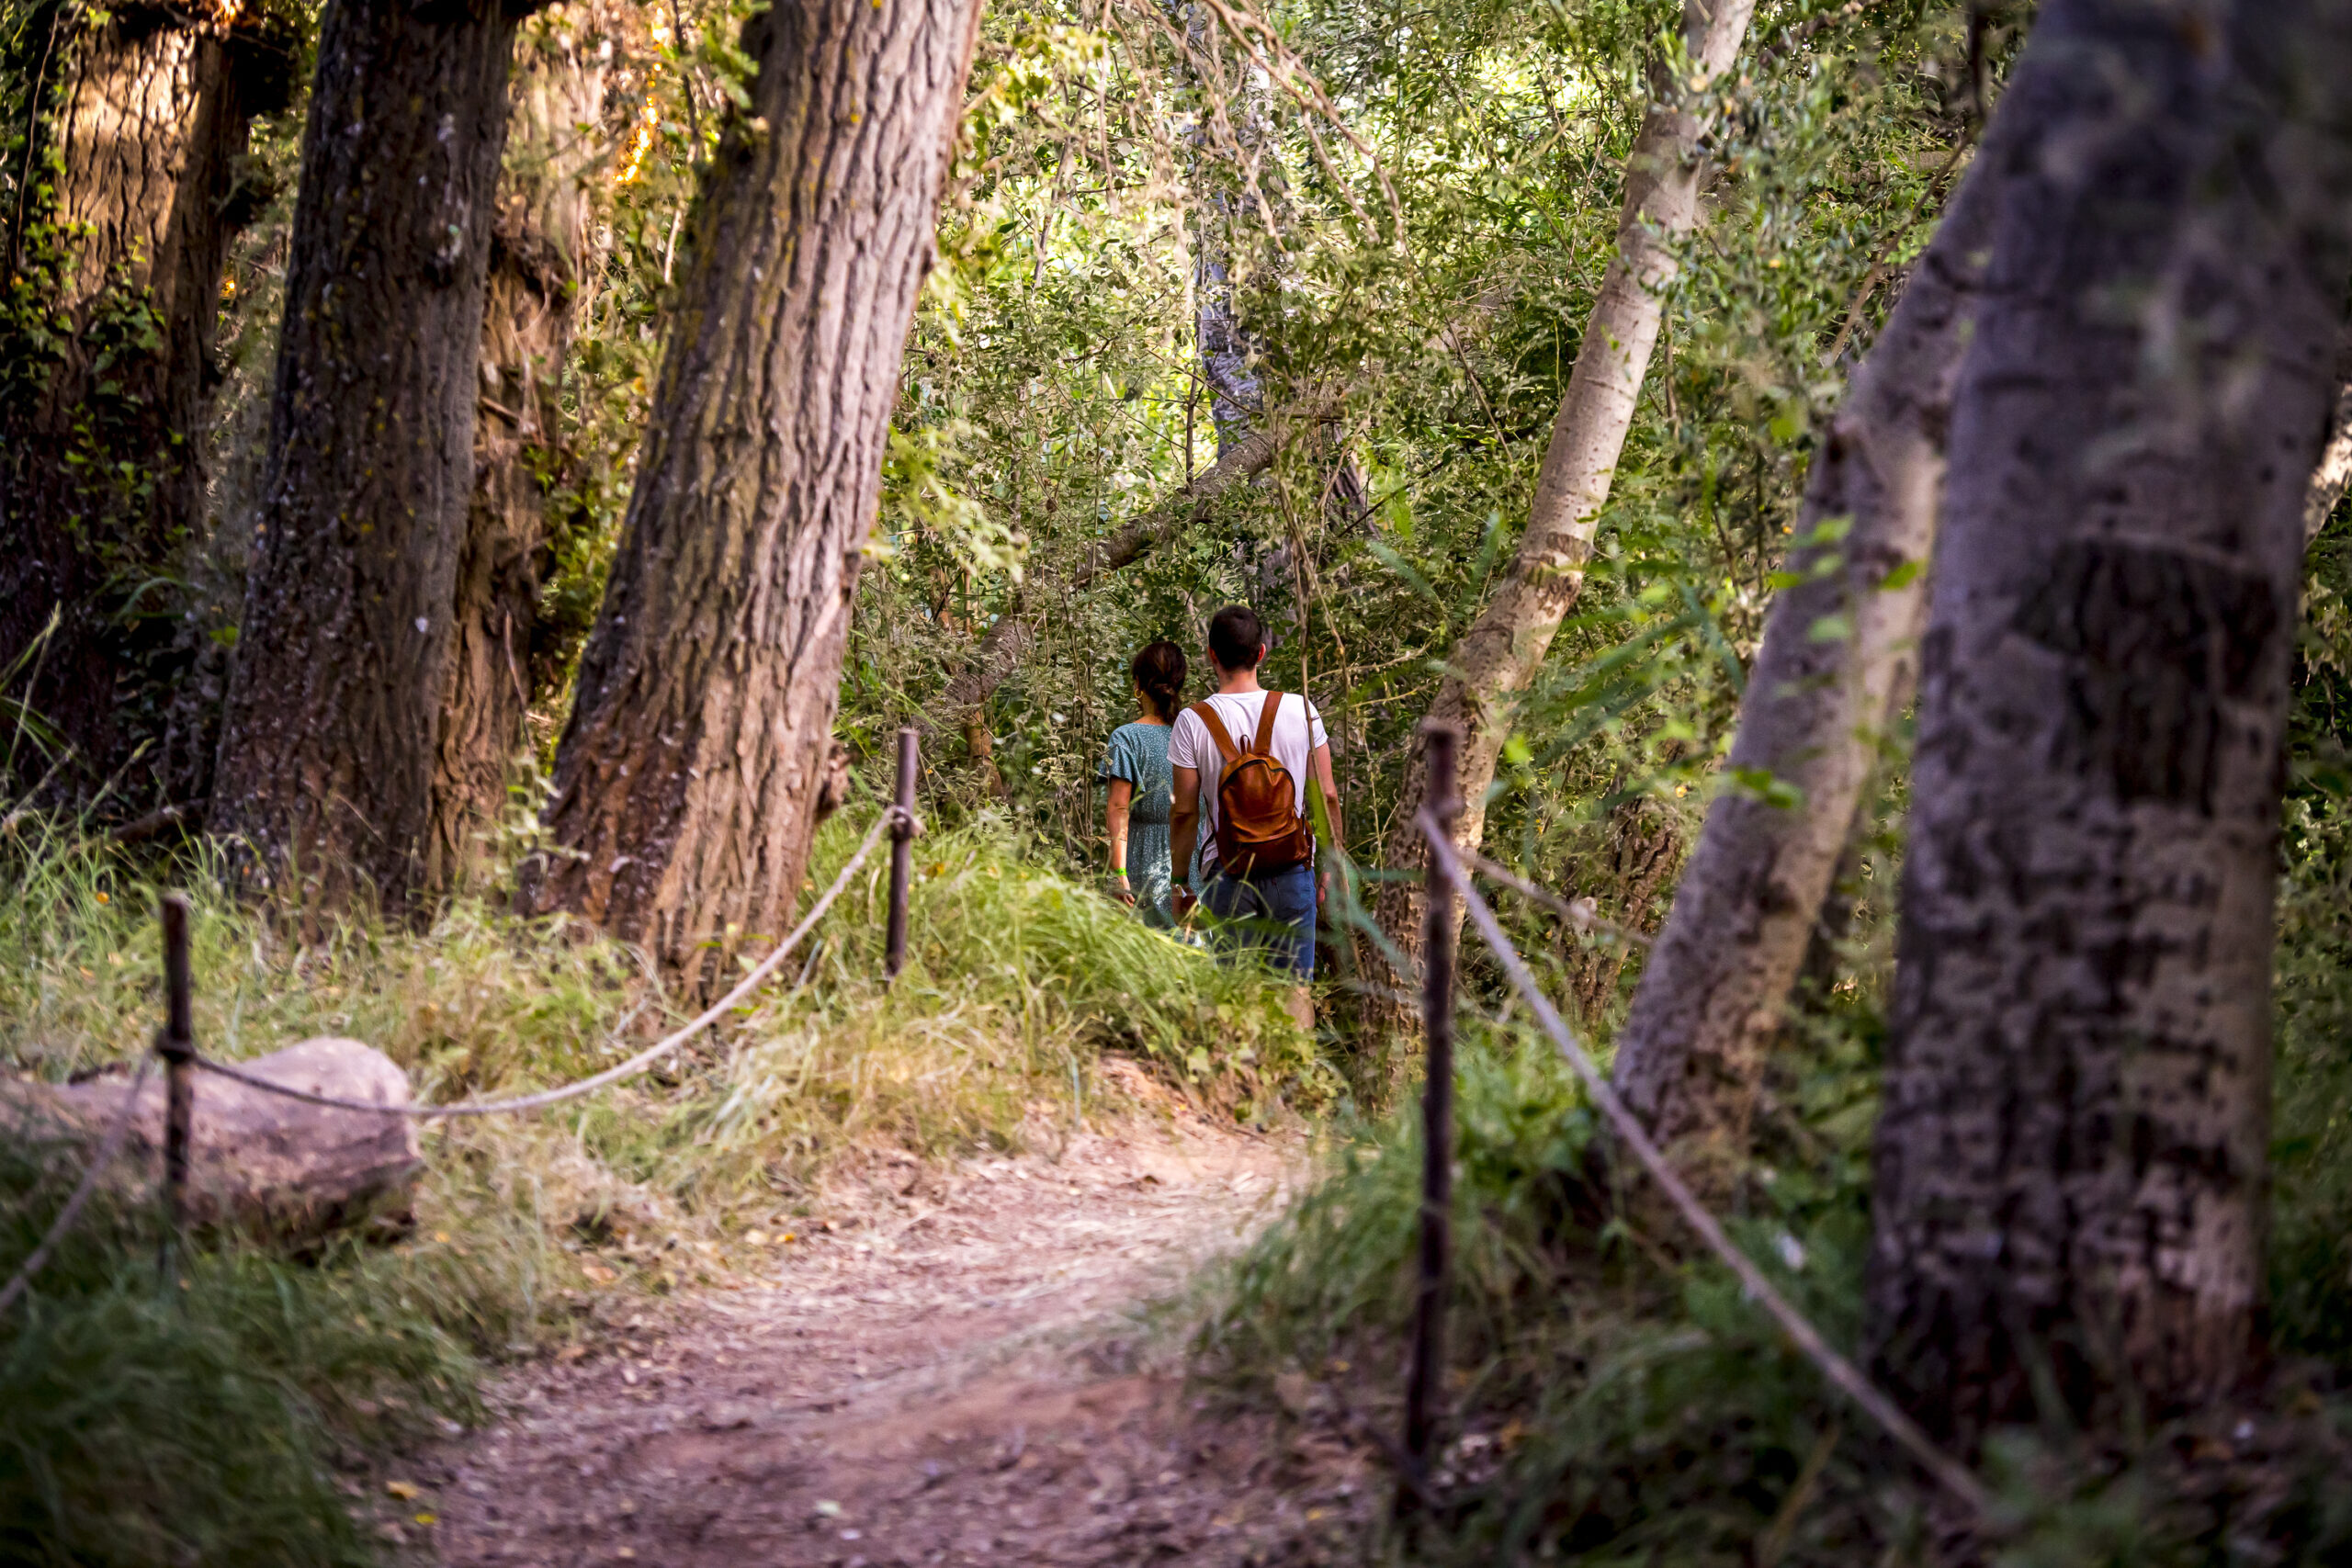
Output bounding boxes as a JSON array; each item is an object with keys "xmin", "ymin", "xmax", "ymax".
[
  {"xmin": 0, "ymin": 1123, "xmax": 479, "ymax": 1566},
  {"xmin": 1, "ymin": 804, "xmax": 1327, "ymax": 1562},
  {"xmin": 1197, "ymin": 840, "xmax": 2352, "ymax": 1564},
  {"xmin": 2270, "ymin": 789, "xmax": 2352, "ymax": 1362}
]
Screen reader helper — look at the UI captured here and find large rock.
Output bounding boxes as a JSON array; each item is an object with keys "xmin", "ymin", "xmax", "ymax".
[{"xmin": 3, "ymin": 1037, "xmax": 423, "ymax": 1241}]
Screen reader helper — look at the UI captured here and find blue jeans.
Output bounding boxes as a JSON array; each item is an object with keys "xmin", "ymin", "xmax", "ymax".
[{"xmin": 1202, "ymin": 863, "xmax": 1317, "ymax": 977}]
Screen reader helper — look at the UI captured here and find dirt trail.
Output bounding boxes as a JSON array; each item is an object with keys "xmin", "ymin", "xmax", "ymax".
[{"xmin": 424, "ymin": 1088, "xmax": 1374, "ymax": 1566}]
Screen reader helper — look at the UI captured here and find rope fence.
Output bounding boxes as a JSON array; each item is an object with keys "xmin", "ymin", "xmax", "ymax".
[
  {"xmin": 1469, "ymin": 850, "xmax": 1651, "ymax": 951},
  {"xmin": 0, "ymin": 1056, "xmax": 155, "ymax": 1318},
  {"xmin": 195, "ymin": 804, "xmax": 912, "ymax": 1119},
  {"xmin": 7, "ymin": 717, "xmax": 1986, "ymax": 1527},
  {"xmin": 1412, "ymin": 799, "xmax": 1990, "ymax": 1515},
  {"xmin": 0, "ymin": 730, "xmax": 929, "ymax": 1317}
]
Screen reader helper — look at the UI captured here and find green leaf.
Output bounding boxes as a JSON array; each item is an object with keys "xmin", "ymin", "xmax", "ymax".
[{"xmin": 1730, "ymin": 767, "xmax": 1805, "ymax": 810}]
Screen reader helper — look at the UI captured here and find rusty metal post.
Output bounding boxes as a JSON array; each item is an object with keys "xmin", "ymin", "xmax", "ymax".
[
  {"xmin": 1400, "ymin": 721, "xmax": 1461, "ymax": 1513},
  {"xmin": 885, "ymin": 726, "xmax": 918, "ymax": 981},
  {"xmin": 156, "ymin": 892, "xmax": 196, "ymax": 1258}
]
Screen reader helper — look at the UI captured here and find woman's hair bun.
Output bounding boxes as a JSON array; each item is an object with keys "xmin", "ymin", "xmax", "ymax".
[{"xmin": 1132, "ymin": 640, "xmax": 1187, "ymax": 720}]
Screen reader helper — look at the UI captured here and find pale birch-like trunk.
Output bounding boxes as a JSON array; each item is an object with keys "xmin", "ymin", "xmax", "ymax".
[
  {"xmin": 515, "ymin": 0, "xmax": 984, "ymax": 990},
  {"xmin": 1864, "ymin": 0, "xmax": 2352, "ymax": 1443},
  {"xmin": 1602, "ymin": 139, "xmax": 2002, "ymax": 1183},
  {"xmin": 1358, "ymin": 0, "xmax": 1757, "ymax": 1100},
  {"xmin": 2301, "ymin": 344, "xmax": 2352, "ymax": 542}
]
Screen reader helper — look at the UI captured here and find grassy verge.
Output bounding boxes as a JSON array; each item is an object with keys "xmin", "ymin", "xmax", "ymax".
[
  {"xmin": 0, "ymin": 806, "xmax": 1325, "ymax": 1564},
  {"xmin": 1197, "ymin": 798, "xmax": 2352, "ymax": 1564}
]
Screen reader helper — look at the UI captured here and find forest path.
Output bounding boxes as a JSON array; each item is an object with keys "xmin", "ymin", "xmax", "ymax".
[{"xmin": 424, "ymin": 1071, "xmax": 1374, "ymax": 1567}]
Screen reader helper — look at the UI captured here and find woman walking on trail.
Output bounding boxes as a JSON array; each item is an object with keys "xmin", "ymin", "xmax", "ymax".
[{"xmin": 1100, "ymin": 640, "xmax": 1189, "ymax": 925}]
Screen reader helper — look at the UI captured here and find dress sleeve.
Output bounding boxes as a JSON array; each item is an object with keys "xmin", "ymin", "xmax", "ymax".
[{"xmin": 1099, "ymin": 727, "xmax": 1141, "ymax": 784}]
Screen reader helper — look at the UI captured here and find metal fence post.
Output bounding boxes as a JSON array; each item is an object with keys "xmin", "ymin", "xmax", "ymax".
[
  {"xmin": 1401, "ymin": 720, "xmax": 1461, "ymax": 1513},
  {"xmin": 156, "ymin": 892, "xmax": 196, "ymax": 1262},
  {"xmin": 885, "ymin": 727, "xmax": 918, "ymax": 981}
]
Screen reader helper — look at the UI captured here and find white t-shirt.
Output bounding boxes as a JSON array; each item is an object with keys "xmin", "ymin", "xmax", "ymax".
[{"xmin": 1168, "ymin": 688, "xmax": 1329, "ymax": 874}]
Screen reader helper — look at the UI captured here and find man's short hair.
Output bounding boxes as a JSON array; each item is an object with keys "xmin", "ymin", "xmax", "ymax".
[{"xmin": 1206, "ymin": 604, "xmax": 1266, "ymax": 671}]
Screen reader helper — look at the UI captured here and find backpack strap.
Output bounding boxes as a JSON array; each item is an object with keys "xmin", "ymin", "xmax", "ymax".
[
  {"xmin": 1251, "ymin": 689, "xmax": 1285, "ymax": 756},
  {"xmin": 1189, "ymin": 699, "xmax": 1242, "ymax": 765}
]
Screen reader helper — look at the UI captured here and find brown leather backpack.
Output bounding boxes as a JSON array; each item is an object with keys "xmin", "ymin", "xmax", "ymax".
[{"xmin": 1191, "ymin": 691, "xmax": 1315, "ymax": 876}]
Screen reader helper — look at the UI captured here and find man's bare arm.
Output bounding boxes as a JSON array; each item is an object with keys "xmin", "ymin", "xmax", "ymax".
[
  {"xmin": 1309, "ymin": 742, "xmax": 1342, "ymax": 848},
  {"xmin": 1170, "ymin": 764, "xmax": 1202, "ymax": 911}
]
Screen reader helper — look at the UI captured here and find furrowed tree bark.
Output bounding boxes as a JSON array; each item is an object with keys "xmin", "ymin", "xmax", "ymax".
[
  {"xmin": 1358, "ymin": 0, "xmax": 1758, "ymax": 1102},
  {"xmin": 1602, "ymin": 138, "xmax": 2000, "ymax": 1185},
  {"xmin": 427, "ymin": 3, "xmax": 613, "ymax": 891},
  {"xmin": 1864, "ymin": 0, "xmax": 2352, "ymax": 1446},
  {"xmin": 209, "ymin": 0, "xmax": 527, "ymax": 910},
  {"xmin": 0, "ymin": 0, "xmax": 292, "ymax": 801},
  {"xmin": 515, "ymin": 0, "xmax": 984, "ymax": 988}
]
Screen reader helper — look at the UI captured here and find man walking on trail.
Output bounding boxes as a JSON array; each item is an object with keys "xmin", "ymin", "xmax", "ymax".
[{"xmin": 1170, "ymin": 604, "xmax": 1342, "ymax": 1030}]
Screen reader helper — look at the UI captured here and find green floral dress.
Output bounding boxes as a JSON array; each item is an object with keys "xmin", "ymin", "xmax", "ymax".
[{"xmin": 1101, "ymin": 720, "xmax": 1178, "ymax": 926}]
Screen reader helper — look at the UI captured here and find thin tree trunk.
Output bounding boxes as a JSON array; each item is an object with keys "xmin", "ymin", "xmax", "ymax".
[
  {"xmin": 1183, "ymin": 0, "xmax": 1264, "ymax": 458},
  {"xmin": 1601, "ymin": 139, "xmax": 2000, "ymax": 1184},
  {"xmin": 1566, "ymin": 790, "xmax": 1685, "ymax": 1021},
  {"xmin": 1864, "ymin": 0, "xmax": 2352, "ymax": 1445},
  {"xmin": 209, "ymin": 0, "xmax": 526, "ymax": 910},
  {"xmin": 427, "ymin": 3, "xmax": 612, "ymax": 891},
  {"xmin": 934, "ymin": 412, "xmax": 1300, "ymax": 741},
  {"xmin": 2302, "ymin": 337, "xmax": 2352, "ymax": 542},
  {"xmin": 0, "ymin": 2, "xmax": 291, "ymax": 799},
  {"xmin": 928, "ymin": 280, "xmax": 1515, "ymax": 771},
  {"xmin": 515, "ymin": 0, "xmax": 984, "ymax": 988},
  {"xmin": 1357, "ymin": 0, "xmax": 1757, "ymax": 1104}
]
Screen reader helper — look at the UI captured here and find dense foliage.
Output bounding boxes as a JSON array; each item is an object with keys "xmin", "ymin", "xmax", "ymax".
[{"xmin": 3, "ymin": 0, "xmax": 2351, "ymax": 1558}]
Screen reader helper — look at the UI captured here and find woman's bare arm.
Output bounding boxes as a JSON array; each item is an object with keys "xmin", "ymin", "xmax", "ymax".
[{"xmin": 1105, "ymin": 777, "xmax": 1135, "ymax": 902}]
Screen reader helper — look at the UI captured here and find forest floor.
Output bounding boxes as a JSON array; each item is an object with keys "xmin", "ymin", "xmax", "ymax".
[{"xmin": 410, "ymin": 1065, "xmax": 1380, "ymax": 1567}]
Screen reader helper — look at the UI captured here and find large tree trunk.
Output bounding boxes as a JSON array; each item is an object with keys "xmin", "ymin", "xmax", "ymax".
[
  {"xmin": 1863, "ymin": 0, "xmax": 2352, "ymax": 1446},
  {"xmin": 515, "ymin": 0, "xmax": 984, "ymax": 988},
  {"xmin": 0, "ymin": 2, "xmax": 291, "ymax": 802},
  {"xmin": 427, "ymin": 3, "xmax": 612, "ymax": 892},
  {"xmin": 209, "ymin": 0, "xmax": 526, "ymax": 910},
  {"xmin": 1356, "ymin": 0, "xmax": 1758, "ymax": 1103},
  {"xmin": 1601, "ymin": 140, "xmax": 2000, "ymax": 1186}
]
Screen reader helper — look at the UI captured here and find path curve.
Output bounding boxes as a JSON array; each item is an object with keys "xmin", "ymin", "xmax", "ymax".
[{"xmin": 424, "ymin": 1087, "xmax": 1373, "ymax": 1566}]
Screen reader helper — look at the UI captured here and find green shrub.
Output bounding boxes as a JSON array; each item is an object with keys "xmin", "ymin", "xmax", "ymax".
[
  {"xmin": 2270, "ymin": 790, "xmax": 2352, "ymax": 1363},
  {"xmin": 1199, "ymin": 979, "xmax": 2352, "ymax": 1564}
]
